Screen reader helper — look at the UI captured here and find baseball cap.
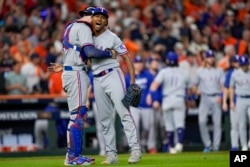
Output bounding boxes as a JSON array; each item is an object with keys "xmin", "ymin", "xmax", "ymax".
[
  {"xmin": 230, "ymin": 54, "xmax": 240, "ymax": 63},
  {"xmin": 93, "ymin": 7, "xmax": 109, "ymax": 18},
  {"xmin": 205, "ymin": 50, "xmax": 215, "ymax": 58},
  {"xmin": 147, "ymin": 56, "xmax": 160, "ymax": 63},
  {"xmin": 133, "ymin": 55, "xmax": 144, "ymax": 63},
  {"xmin": 239, "ymin": 55, "xmax": 249, "ymax": 66},
  {"xmin": 165, "ymin": 51, "xmax": 178, "ymax": 64},
  {"xmin": 79, "ymin": 6, "xmax": 95, "ymax": 17}
]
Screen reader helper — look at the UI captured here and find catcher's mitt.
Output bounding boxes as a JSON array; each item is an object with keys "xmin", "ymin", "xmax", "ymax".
[{"xmin": 122, "ymin": 83, "xmax": 142, "ymax": 109}]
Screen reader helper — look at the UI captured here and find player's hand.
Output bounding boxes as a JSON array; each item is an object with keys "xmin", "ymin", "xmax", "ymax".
[
  {"xmin": 146, "ymin": 94, "xmax": 152, "ymax": 105},
  {"xmin": 222, "ymin": 102, "xmax": 228, "ymax": 112},
  {"xmin": 152, "ymin": 101, "xmax": 160, "ymax": 110},
  {"xmin": 230, "ymin": 102, "xmax": 235, "ymax": 111},
  {"xmin": 47, "ymin": 63, "xmax": 63, "ymax": 72},
  {"xmin": 107, "ymin": 49, "xmax": 117, "ymax": 59},
  {"xmin": 111, "ymin": 49, "xmax": 117, "ymax": 59},
  {"xmin": 216, "ymin": 97, "xmax": 222, "ymax": 104}
]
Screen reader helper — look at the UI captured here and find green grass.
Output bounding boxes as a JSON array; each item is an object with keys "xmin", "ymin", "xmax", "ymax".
[{"xmin": 0, "ymin": 152, "xmax": 229, "ymax": 167}]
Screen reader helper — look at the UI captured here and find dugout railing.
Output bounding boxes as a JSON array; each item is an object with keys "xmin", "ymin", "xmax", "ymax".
[{"xmin": 0, "ymin": 94, "xmax": 230, "ymax": 157}]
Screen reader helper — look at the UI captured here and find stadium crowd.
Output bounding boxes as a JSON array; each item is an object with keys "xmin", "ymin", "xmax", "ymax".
[{"xmin": 0, "ymin": 0, "xmax": 250, "ymax": 154}]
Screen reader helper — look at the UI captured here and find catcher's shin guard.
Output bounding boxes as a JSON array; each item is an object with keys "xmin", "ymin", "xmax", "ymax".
[{"xmin": 67, "ymin": 106, "xmax": 88, "ymax": 158}]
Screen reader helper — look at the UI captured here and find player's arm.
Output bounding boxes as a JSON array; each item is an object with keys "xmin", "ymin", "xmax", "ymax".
[
  {"xmin": 192, "ymin": 70, "xmax": 200, "ymax": 95},
  {"xmin": 229, "ymin": 72, "xmax": 236, "ymax": 111},
  {"xmin": 47, "ymin": 63, "xmax": 63, "ymax": 72},
  {"xmin": 77, "ymin": 25, "xmax": 116, "ymax": 59},
  {"xmin": 222, "ymin": 86, "xmax": 228, "ymax": 111},
  {"xmin": 229, "ymin": 86, "xmax": 235, "ymax": 111},
  {"xmin": 222, "ymin": 71, "xmax": 231, "ymax": 111},
  {"xmin": 147, "ymin": 71, "xmax": 163, "ymax": 105},
  {"xmin": 121, "ymin": 53, "xmax": 135, "ymax": 84},
  {"xmin": 113, "ymin": 36, "xmax": 135, "ymax": 84},
  {"xmin": 82, "ymin": 45, "xmax": 116, "ymax": 59},
  {"xmin": 147, "ymin": 80, "xmax": 161, "ymax": 106}
]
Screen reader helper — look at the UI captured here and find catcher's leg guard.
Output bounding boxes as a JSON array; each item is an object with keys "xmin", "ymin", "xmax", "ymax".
[
  {"xmin": 67, "ymin": 106, "xmax": 87, "ymax": 158},
  {"xmin": 166, "ymin": 131, "xmax": 175, "ymax": 148},
  {"xmin": 177, "ymin": 127, "xmax": 185, "ymax": 144}
]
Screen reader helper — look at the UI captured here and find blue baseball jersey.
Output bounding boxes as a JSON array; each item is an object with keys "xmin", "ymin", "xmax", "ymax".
[
  {"xmin": 224, "ymin": 68, "xmax": 236, "ymax": 102},
  {"xmin": 125, "ymin": 69, "xmax": 154, "ymax": 108},
  {"xmin": 224, "ymin": 68, "xmax": 234, "ymax": 88}
]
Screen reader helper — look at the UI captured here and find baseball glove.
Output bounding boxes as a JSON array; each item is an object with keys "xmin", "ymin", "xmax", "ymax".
[{"xmin": 121, "ymin": 83, "xmax": 142, "ymax": 109}]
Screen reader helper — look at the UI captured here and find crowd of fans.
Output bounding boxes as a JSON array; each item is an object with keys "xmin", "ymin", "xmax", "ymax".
[{"xmin": 0, "ymin": 0, "xmax": 250, "ymax": 95}]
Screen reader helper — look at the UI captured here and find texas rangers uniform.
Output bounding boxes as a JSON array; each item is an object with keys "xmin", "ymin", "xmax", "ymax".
[
  {"xmin": 153, "ymin": 52, "xmax": 191, "ymax": 153},
  {"xmin": 223, "ymin": 55, "xmax": 239, "ymax": 150},
  {"xmin": 61, "ymin": 7, "xmax": 113, "ymax": 165},
  {"xmin": 91, "ymin": 29, "xmax": 140, "ymax": 155},
  {"xmin": 230, "ymin": 55, "xmax": 250, "ymax": 151},
  {"xmin": 193, "ymin": 51, "xmax": 225, "ymax": 152}
]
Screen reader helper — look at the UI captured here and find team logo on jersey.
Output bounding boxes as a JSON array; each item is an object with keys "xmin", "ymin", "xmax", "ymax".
[{"xmin": 119, "ymin": 44, "xmax": 126, "ymax": 50}]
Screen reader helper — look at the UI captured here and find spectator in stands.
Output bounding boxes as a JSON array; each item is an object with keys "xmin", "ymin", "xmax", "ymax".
[
  {"xmin": 153, "ymin": 25, "xmax": 178, "ymax": 54},
  {"xmin": 218, "ymin": 45, "xmax": 236, "ymax": 71},
  {"xmin": 188, "ymin": 30, "xmax": 209, "ymax": 56},
  {"xmin": 21, "ymin": 53, "xmax": 50, "ymax": 94},
  {"xmin": 27, "ymin": 25, "xmax": 42, "ymax": 48},
  {"xmin": 0, "ymin": 49, "xmax": 15, "ymax": 73},
  {"xmin": 0, "ymin": 71, "xmax": 6, "ymax": 94},
  {"xmin": 209, "ymin": 32, "xmax": 224, "ymax": 62},
  {"xmin": 175, "ymin": 42, "xmax": 186, "ymax": 63},
  {"xmin": 5, "ymin": 60, "xmax": 28, "ymax": 95}
]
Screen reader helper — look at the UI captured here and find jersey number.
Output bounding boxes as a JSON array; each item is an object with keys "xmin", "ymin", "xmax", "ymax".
[{"xmin": 170, "ymin": 76, "xmax": 178, "ymax": 87}]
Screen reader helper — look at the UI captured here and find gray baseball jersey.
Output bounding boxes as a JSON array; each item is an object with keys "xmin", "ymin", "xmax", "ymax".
[
  {"xmin": 92, "ymin": 29, "xmax": 140, "ymax": 154},
  {"xmin": 194, "ymin": 67, "xmax": 224, "ymax": 94},
  {"xmin": 230, "ymin": 68, "xmax": 250, "ymax": 149},
  {"xmin": 193, "ymin": 67, "xmax": 224, "ymax": 150},
  {"xmin": 63, "ymin": 22, "xmax": 93, "ymax": 66},
  {"xmin": 62, "ymin": 22, "xmax": 92, "ymax": 112},
  {"xmin": 91, "ymin": 30, "xmax": 126, "ymax": 74},
  {"xmin": 154, "ymin": 67, "xmax": 190, "ymax": 131}
]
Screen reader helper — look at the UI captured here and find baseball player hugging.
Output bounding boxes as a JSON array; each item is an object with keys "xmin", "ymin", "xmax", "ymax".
[
  {"xmin": 148, "ymin": 52, "xmax": 192, "ymax": 154},
  {"xmin": 229, "ymin": 55, "xmax": 250, "ymax": 151},
  {"xmin": 61, "ymin": 7, "xmax": 115, "ymax": 165},
  {"xmin": 90, "ymin": 7, "xmax": 141, "ymax": 164},
  {"xmin": 193, "ymin": 50, "xmax": 225, "ymax": 153}
]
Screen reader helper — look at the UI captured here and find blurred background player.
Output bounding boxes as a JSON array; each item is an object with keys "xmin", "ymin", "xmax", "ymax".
[
  {"xmin": 125, "ymin": 55, "xmax": 156, "ymax": 154},
  {"xmin": 229, "ymin": 55, "xmax": 250, "ymax": 151},
  {"xmin": 146, "ymin": 55, "xmax": 167, "ymax": 153},
  {"xmin": 148, "ymin": 52, "xmax": 191, "ymax": 154},
  {"xmin": 193, "ymin": 50, "xmax": 225, "ymax": 152},
  {"xmin": 222, "ymin": 55, "xmax": 240, "ymax": 151}
]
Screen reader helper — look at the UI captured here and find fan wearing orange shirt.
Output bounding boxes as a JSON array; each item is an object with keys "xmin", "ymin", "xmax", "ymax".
[{"xmin": 218, "ymin": 45, "xmax": 236, "ymax": 71}]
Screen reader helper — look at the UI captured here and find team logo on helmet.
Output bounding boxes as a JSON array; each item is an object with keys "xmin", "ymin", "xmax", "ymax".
[{"xmin": 93, "ymin": 7, "xmax": 109, "ymax": 18}]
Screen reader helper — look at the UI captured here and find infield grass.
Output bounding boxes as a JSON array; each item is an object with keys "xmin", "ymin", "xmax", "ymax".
[{"xmin": 0, "ymin": 151, "xmax": 229, "ymax": 167}]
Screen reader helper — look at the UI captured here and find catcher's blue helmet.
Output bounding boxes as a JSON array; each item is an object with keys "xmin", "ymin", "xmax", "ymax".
[
  {"xmin": 93, "ymin": 7, "xmax": 109, "ymax": 18},
  {"xmin": 79, "ymin": 6, "xmax": 95, "ymax": 17},
  {"xmin": 239, "ymin": 55, "xmax": 249, "ymax": 66},
  {"xmin": 165, "ymin": 51, "xmax": 178, "ymax": 65}
]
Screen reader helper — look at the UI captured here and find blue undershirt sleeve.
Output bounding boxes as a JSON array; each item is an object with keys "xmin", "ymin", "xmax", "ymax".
[{"xmin": 82, "ymin": 45, "xmax": 112, "ymax": 58}]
